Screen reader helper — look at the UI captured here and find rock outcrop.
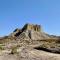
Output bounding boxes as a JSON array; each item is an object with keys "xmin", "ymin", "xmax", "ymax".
[
  {"xmin": 10, "ymin": 23, "xmax": 59, "ymax": 40},
  {"xmin": 22, "ymin": 23, "xmax": 42, "ymax": 32}
]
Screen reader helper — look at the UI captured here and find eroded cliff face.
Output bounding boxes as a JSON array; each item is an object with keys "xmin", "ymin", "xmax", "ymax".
[
  {"xmin": 10, "ymin": 24, "xmax": 59, "ymax": 40},
  {"xmin": 22, "ymin": 24, "xmax": 42, "ymax": 32},
  {"xmin": 10, "ymin": 24, "xmax": 43, "ymax": 40},
  {"xmin": 11, "ymin": 23, "xmax": 42, "ymax": 36}
]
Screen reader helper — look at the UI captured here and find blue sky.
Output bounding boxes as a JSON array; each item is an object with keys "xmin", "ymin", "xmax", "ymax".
[{"xmin": 0, "ymin": 0, "xmax": 60, "ymax": 36}]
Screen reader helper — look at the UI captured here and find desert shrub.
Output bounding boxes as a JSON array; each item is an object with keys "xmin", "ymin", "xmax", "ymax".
[
  {"xmin": 25, "ymin": 40, "xmax": 30, "ymax": 44},
  {"xmin": 0, "ymin": 45, "xmax": 4, "ymax": 50},
  {"xmin": 11, "ymin": 46, "xmax": 17, "ymax": 54},
  {"xmin": 56, "ymin": 40, "xmax": 60, "ymax": 43}
]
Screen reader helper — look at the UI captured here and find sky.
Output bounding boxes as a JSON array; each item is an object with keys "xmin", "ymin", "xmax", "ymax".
[{"xmin": 0, "ymin": 0, "xmax": 60, "ymax": 36}]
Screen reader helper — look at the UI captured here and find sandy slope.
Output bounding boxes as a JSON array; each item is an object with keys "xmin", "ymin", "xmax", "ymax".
[{"xmin": 0, "ymin": 47, "xmax": 60, "ymax": 60}]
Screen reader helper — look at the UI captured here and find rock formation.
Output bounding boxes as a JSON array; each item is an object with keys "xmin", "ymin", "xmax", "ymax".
[
  {"xmin": 10, "ymin": 23, "xmax": 58, "ymax": 40},
  {"xmin": 0, "ymin": 23, "xmax": 60, "ymax": 60},
  {"xmin": 22, "ymin": 23, "xmax": 42, "ymax": 32}
]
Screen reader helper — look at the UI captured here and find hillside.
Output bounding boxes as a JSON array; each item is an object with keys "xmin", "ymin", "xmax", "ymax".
[{"xmin": 0, "ymin": 23, "xmax": 60, "ymax": 60}]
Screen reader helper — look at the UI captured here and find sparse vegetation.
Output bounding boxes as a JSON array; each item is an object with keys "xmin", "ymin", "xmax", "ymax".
[
  {"xmin": 11, "ymin": 46, "xmax": 17, "ymax": 54},
  {"xmin": 0, "ymin": 44, "xmax": 4, "ymax": 50}
]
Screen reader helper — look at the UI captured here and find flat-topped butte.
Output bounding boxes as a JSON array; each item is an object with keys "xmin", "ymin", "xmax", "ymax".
[{"xmin": 22, "ymin": 23, "xmax": 42, "ymax": 32}]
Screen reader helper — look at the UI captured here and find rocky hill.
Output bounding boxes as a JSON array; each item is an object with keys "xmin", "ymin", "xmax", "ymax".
[
  {"xmin": 0, "ymin": 23, "xmax": 60, "ymax": 60},
  {"xmin": 10, "ymin": 23, "xmax": 59, "ymax": 40}
]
